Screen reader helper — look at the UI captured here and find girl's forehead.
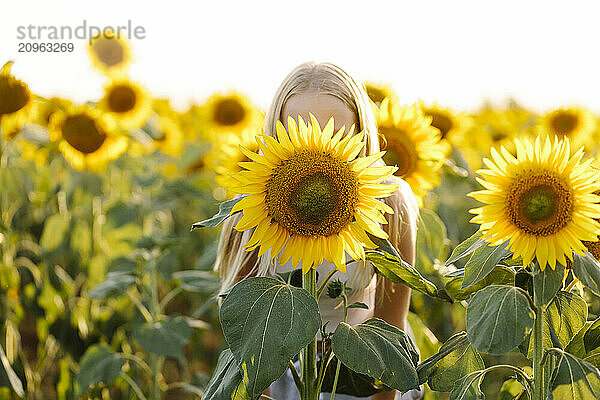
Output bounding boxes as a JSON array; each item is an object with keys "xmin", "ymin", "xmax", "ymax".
[{"xmin": 282, "ymin": 92, "xmax": 358, "ymax": 132}]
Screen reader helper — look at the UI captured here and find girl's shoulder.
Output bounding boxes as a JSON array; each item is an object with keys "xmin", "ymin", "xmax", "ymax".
[{"xmin": 381, "ymin": 175, "xmax": 419, "ymax": 218}]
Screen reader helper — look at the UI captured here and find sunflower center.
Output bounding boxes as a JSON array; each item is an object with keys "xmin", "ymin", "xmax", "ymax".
[
  {"xmin": 91, "ymin": 37, "xmax": 125, "ymax": 67},
  {"xmin": 426, "ymin": 111, "xmax": 453, "ymax": 139},
  {"xmin": 0, "ymin": 76, "xmax": 30, "ymax": 115},
  {"xmin": 551, "ymin": 113, "xmax": 578, "ymax": 136},
  {"xmin": 214, "ymin": 99, "xmax": 245, "ymax": 126},
  {"xmin": 107, "ymin": 85, "xmax": 137, "ymax": 113},
  {"xmin": 265, "ymin": 150, "xmax": 359, "ymax": 236},
  {"xmin": 380, "ymin": 127, "xmax": 418, "ymax": 177},
  {"xmin": 506, "ymin": 170, "xmax": 573, "ymax": 236},
  {"xmin": 62, "ymin": 114, "xmax": 106, "ymax": 154}
]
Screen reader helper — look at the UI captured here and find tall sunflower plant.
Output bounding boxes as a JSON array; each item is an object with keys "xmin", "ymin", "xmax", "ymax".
[
  {"xmin": 193, "ymin": 114, "xmax": 453, "ymax": 400},
  {"xmin": 417, "ymin": 135, "xmax": 600, "ymax": 400}
]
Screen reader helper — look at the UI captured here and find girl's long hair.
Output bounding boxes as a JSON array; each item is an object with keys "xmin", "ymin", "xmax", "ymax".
[{"xmin": 214, "ymin": 62, "xmax": 418, "ymax": 298}]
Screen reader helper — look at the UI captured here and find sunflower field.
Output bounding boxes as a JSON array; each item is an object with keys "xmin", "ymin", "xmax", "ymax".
[{"xmin": 3, "ymin": 31, "xmax": 600, "ymax": 400}]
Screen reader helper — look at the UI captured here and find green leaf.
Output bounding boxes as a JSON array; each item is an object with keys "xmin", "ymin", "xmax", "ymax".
[
  {"xmin": 571, "ymin": 251, "xmax": 600, "ymax": 296},
  {"xmin": 498, "ymin": 378, "xmax": 527, "ymax": 400},
  {"xmin": 133, "ymin": 315, "xmax": 192, "ymax": 358},
  {"xmin": 466, "ymin": 285, "xmax": 534, "ymax": 355},
  {"xmin": 75, "ymin": 344, "xmax": 124, "ymax": 396},
  {"xmin": 88, "ymin": 272, "xmax": 135, "ymax": 299},
  {"xmin": 40, "ymin": 214, "xmax": 70, "ymax": 252},
  {"xmin": 202, "ymin": 349, "xmax": 250, "ymax": 400},
  {"xmin": 421, "ymin": 332, "xmax": 485, "ymax": 391},
  {"xmin": 347, "ymin": 302, "xmax": 369, "ymax": 310},
  {"xmin": 445, "ymin": 231, "xmax": 484, "ymax": 266},
  {"xmin": 331, "ymin": 318, "xmax": 420, "ymax": 392},
  {"xmin": 318, "ymin": 355, "xmax": 388, "ymax": 397},
  {"xmin": 191, "ymin": 197, "xmax": 243, "ymax": 229},
  {"xmin": 0, "ymin": 344, "xmax": 24, "ymax": 397},
  {"xmin": 407, "ymin": 312, "xmax": 441, "ymax": 360},
  {"xmin": 461, "ymin": 241, "xmax": 511, "ymax": 289},
  {"xmin": 445, "ymin": 266, "xmax": 515, "ymax": 301},
  {"xmin": 525, "ymin": 291, "xmax": 588, "ymax": 358},
  {"xmin": 220, "ymin": 277, "xmax": 320, "ymax": 398},
  {"xmin": 532, "ymin": 262, "xmax": 565, "ymax": 306},
  {"xmin": 449, "ymin": 370, "xmax": 486, "ymax": 400},
  {"xmin": 549, "ymin": 352, "xmax": 600, "ymax": 400},
  {"xmin": 172, "ymin": 270, "xmax": 221, "ymax": 293},
  {"xmin": 565, "ymin": 322, "xmax": 593, "ymax": 359},
  {"xmin": 416, "ymin": 208, "xmax": 448, "ymax": 272},
  {"xmin": 367, "ymin": 251, "xmax": 452, "ymax": 302},
  {"xmin": 584, "ymin": 317, "xmax": 600, "ymax": 354}
]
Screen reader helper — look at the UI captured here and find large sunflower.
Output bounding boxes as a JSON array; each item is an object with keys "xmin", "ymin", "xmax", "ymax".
[
  {"xmin": 49, "ymin": 105, "xmax": 128, "ymax": 171},
  {"xmin": 468, "ymin": 136, "xmax": 600, "ymax": 271},
  {"xmin": 230, "ymin": 114, "xmax": 399, "ymax": 274},
  {"xmin": 201, "ymin": 92, "xmax": 260, "ymax": 135},
  {"xmin": 98, "ymin": 77, "xmax": 152, "ymax": 130},
  {"xmin": 88, "ymin": 30, "xmax": 132, "ymax": 74},
  {"xmin": 0, "ymin": 62, "xmax": 33, "ymax": 139},
  {"xmin": 151, "ymin": 116, "xmax": 183, "ymax": 156},
  {"xmin": 535, "ymin": 107, "xmax": 596, "ymax": 151},
  {"xmin": 377, "ymin": 98, "xmax": 446, "ymax": 207}
]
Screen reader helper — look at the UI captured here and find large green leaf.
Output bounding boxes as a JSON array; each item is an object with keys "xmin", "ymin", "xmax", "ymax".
[
  {"xmin": 466, "ymin": 285, "xmax": 534, "ymax": 355},
  {"xmin": 133, "ymin": 315, "xmax": 192, "ymax": 358},
  {"xmin": 445, "ymin": 266, "xmax": 515, "ymax": 301},
  {"xmin": 75, "ymin": 344, "xmax": 124, "ymax": 396},
  {"xmin": 549, "ymin": 352, "xmax": 600, "ymax": 400},
  {"xmin": 525, "ymin": 291, "xmax": 588, "ymax": 358},
  {"xmin": 449, "ymin": 370, "xmax": 486, "ymax": 400},
  {"xmin": 220, "ymin": 277, "xmax": 320, "ymax": 398},
  {"xmin": 202, "ymin": 349, "xmax": 250, "ymax": 400},
  {"xmin": 461, "ymin": 241, "xmax": 511, "ymax": 289},
  {"xmin": 331, "ymin": 318, "xmax": 419, "ymax": 392},
  {"xmin": 0, "ymin": 344, "xmax": 24, "ymax": 397},
  {"xmin": 532, "ymin": 262, "xmax": 564, "ymax": 306},
  {"xmin": 40, "ymin": 213, "xmax": 70, "ymax": 252},
  {"xmin": 584, "ymin": 317, "xmax": 600, "ymax": 355},
  {"xmin": 367, "ymin": 251, "xmax": 452, "ymax": 302},
  {"xmin": 445, "ymin": 231, "xmax": 484, "ymax": 266},
  {"xmin": 416, "ymin": 208, "xmax": 448, "ymax": 272},
  {"xmin": 419, "ymin": 332, "xmax": 485, "ymax": 391},
  {"xmin": 407, "ymin": 312, "xmax": 441, "ymax": 360},
  {"xmin": 88, "ymin": 272, "xmax": 136, "ymax": 299},
  {"xmin": 191, "ymin": 197, "xmax": 243, "ymax": 229},
  {"xmin": 571, "ymin": 251, "xmax": 600, "ymax": 296},
  {"xmin": 498, "ymin": 378, "xmax": 527, "ymax": 400}
]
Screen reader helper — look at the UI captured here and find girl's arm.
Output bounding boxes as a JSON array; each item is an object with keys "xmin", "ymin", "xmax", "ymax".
[{"xmin": 373, "ymin": 177, "xmax": 418, "ymax": 400}]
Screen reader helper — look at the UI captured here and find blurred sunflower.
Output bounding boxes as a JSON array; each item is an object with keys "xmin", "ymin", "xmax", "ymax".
[
  {"xmin": 202, "ymin": 92, "xmax": 260, "ymax": 135},
  {"xmin": 30, "ymin": 96, "xmax": 73, "ymax": 128},
  {"xmin": 152, "ymin": 116, "xmax": 183, "ymax": 156},
  {"xmin": 230, "ymin": 114, "xmax": 398, "ymax": 274},
  {"xmin": 98, "ymin": 77, "xmax": 152, "ymax": 130},
  {"xmin": 0, "ymin": 62, "xmax": 33, "ymax": 139},
  {"xmin": 214, "ymin": 128, "xmax": 260, "ymax": 194},
  {"xmin": 88, "ymin": 30, "xmax": 132, "ymax": 74},
  {"xmin": 377, "ymin": 98, "xmax": 446, "ymax": 207},
  {"xmin": 364, "ymin": 81, "xmax": 395, "ymax": 107},
  {"xmin": 49, "ymin": 105, "xmax": 128, "ymax": 171},
  {"xmin": 535, "ymin": 106, "xmax": 596, "ymax": 151},
  {"xmin": 468, "ymin": 136, "xmax": 600, "ymax": 271}
]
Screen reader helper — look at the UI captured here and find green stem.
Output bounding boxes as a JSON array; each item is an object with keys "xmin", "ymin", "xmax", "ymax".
[
  {"xmin": 316, "ymin": 267, "xmax": 338, "ymax": 298},
  {"xmin": 533, "ymin": 303, "xmax": 545, "ymax": 400},
  {"xmin": 302, "ymin": 269, "xmax": 318, "ymax": 400},
  {"xmin": 121, "ymin": 371, "xmax": 148, "ymax": 400},
  {"xmin": 329, "ymin": 291, "xmax": 348, "ymax": 400},
  {"xmin": 149, "ymin": 259, "xmax": 162, "ymax": 400}
]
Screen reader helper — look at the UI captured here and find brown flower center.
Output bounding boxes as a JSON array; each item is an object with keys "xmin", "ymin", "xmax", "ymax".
[
  {"xmin": 107, "ymin": 84, "xmax": 137, "ymax": 113},
  {"xmin": 62, "ymin": 113, "xmax": 106, "ymax": 154},
  {"xmin": 550, "ymin": 112, "xmax": 578, "ymax": 136},
  {"xmin": 425, "ymin": 111, "xmax": 453, "ymax": 139},
  {"xmin": 213, "ymin": 98, "xmax": 245, "ymax": 126},
  {"xmin": 506, "ymin": 169, "xmax": 573, "ymax": 236},
  {"xmin": 0, "ymin": 76, "xmax": 30, "ymax": 115},
  {"xmin": 380, "ymin": 127, "xmax": 418, "ymax": 178},
  {"xmin": 265, "ymin": 150, "xmax": 359, "ymax": 236},
  {"xmin": 91, "ymin": 36, "xmax": 125, "ymax": 68}
]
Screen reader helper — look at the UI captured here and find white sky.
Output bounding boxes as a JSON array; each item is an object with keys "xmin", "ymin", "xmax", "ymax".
[{"xmin": 2, "ymin": 0, "xmax": 600, "ymax": 113}]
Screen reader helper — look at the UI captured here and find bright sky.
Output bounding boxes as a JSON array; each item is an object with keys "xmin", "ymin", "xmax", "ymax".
[{"xmin": 3, "ymin": 0, "xmax": 600, "ymax": 113}]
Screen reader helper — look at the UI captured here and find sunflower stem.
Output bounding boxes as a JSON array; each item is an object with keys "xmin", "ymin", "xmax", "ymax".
[
  {"xmin": 302, "ymin": 268, "xmax": 318, "ymax": 400},
  {"xmin": 533, "ymin": 303, "xmax": 546, "ymax": 400}
]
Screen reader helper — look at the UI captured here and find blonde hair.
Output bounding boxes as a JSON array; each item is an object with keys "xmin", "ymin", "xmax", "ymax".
[{"xmin": 214, "ymin": 62, "xmax": 417, "ymax": 297}]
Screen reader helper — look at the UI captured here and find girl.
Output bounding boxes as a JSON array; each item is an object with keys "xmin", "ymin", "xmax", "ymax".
[{"xmin": 214, "ymin": 62, "xmax": 421, "ymax": 400}]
